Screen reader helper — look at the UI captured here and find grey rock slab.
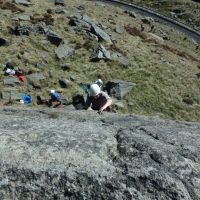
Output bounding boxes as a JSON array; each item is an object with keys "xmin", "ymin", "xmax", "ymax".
[
  {"xmin": 115, "ymin": 25, "xmax": 125, "ymax": 34},
  {"xmin": 0, "ymin": 107, "xmax": 199, "ymax": 199},
  {"xmin": 3, "ymin": 77, "xmax": 20, "ymax": 87},
  {"xmin": 69, "ymin": 15, "xmax": 91, "ymax": 30},
  {"xmin": 55, "ymin": 0, "xmax": 65, "ymax": 6},
  {"xmin": 124, "ymin": 10, "xmax": 137, "ymax": 18},
  {"xmin": 46, "ymin": 30, "xmax": 62, "ymax": 46},
  {"xmin": 12, "ymin": 15, "xmax": 31, "ymax": 21},
  {"xmin": 105, "ymin": 79, "xmax": 136, "ymax": 100},
  {"xmin": 26, "ymin": 73, "xmax": 45, "ymax": 82},
  {"xmin": 55, "ymin": 41, "xmax": 75, "ymax": 60},
  {"xmin": 14, "ymin": 0, "xmax": 33, "ymax": 6},
  {"xmin": 90, "ymin": 43, "xmax": 110, "ymax": 61},
  {"xmin": 91, "ymin": 24, "xmax": 112, "ymax": 44}
]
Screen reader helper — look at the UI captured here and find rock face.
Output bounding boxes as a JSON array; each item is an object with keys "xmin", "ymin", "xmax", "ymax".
[{"xmin": 0, "ymin": 107, "xmax": 199, "ymax": 199}]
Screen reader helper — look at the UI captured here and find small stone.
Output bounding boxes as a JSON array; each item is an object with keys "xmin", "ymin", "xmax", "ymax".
[
  {"xmin": 55, "ymin": 0, "xmax": 65, "ymax": 6},
  {"xmin": 59, "ymin": 79, "xmax": 70, "ymax": 88},
  {"xmin": 60, "ymin": 63, "xmax": 70, "ymax": 70}
]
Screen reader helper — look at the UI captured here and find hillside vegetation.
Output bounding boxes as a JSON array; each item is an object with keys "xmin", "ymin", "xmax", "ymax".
[{"xmin": 0, "ymin": 0, "xmax": 200, "ymax": 121}]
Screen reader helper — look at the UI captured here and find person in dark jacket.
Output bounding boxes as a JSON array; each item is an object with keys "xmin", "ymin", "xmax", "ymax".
[{"xmin": 86, "ymin": 84, "xmax": 112, "ymax": 114}]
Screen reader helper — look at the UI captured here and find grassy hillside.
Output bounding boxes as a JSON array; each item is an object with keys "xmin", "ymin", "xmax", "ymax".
[{"xmin": 0, "ymin": 0, "xmax": 200, "ymax": 121}]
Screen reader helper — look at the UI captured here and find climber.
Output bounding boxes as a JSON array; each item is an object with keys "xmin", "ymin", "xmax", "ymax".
[
  {"xmin": 86, "ymin": 83, "xmax": 112, "ymax": 114},
  {"xmin": 48, "ymin": 90, "xmax": 67, "ymax": 108}
]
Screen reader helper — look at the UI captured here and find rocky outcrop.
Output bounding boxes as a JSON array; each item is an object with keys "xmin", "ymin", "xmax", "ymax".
[
  {"xmin": 105, "ymin": 79, "xmax": 136, "ymax": 99},
  {"xmin": 12, "ymin": 24, "xmax": 62, "ymax": 45},
  {"xmin": 0, "ymin": 107, "xmax": 199, "ymax": 199},
  {"xmin": 69, "ymin": 15, "xmax": 112, "ymax": 44}
]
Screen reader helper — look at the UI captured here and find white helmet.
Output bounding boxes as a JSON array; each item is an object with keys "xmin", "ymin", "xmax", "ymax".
[
  {"xmin": 50, "ymin": 89, "xmax": 55, "ymax": 94},
  {"xmin": 90, "ymin": 84, "xmax": 100, "ymax": 97}
]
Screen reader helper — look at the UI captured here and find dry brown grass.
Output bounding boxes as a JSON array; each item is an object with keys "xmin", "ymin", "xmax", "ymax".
[
  {"xmin": 0, "ymin": 1, "xmax": 24, "ymax": 12},
  {"xmin": 125, "ymin": 26, "xmax": 148, "ymax": 40}
]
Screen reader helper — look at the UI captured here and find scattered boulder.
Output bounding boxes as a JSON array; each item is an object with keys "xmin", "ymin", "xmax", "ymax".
[
  {"xmin": 55, "ymin": 0, "xmax": 65, "ymax": 6},
  {"xmin": 3, "ymin": 77, "xmax": 20, "ymax": 87},
  {"xmin": 55, "ymin": 41, "xmax": 75, "ymax": 60},
  {"xmin": 141, "ymin": 17, "xmax": 154, "ymax": 25},
  {"xmin": 37, "ymin": 95, "xmax": 48, "ymax": 105},
  {"xmin": 105, "ymin": 79, "xmax": 136, "ymax": 99},
  {"xmin": 91, "ymin": 24, "xmax": 112, "ymax": 44},
  {"xmin": 46, "ymin": 31, "xmax": 62, "ymax": 46},
  {"xmin": 115, "ymin": 25, "xmax": 125, "ymax": 34},
  {"xmin": 0, "ymin": 38, "xmax": 7, "ymax": 46},
  {"xmin": 69, "ymin": 15, "xmax": 94, "ymax": 31},
  {"xmin": 111, "ymin": 52, "xmax": 130, "ymax": 67},
  {"xmin": 47, "ymin": 8, "xmax": 67, "ymax": 14},
  {"xmin": 12, "ymin": 14, "xmax": 31, "ymax": 21},
  {"xmin": 14, "ymin": 0, "xmax": 33, "ymax": 6},
  {"xmin": 11, "ymin": 24, "xmax": 62, "ymax": 46},
  {"xmin": 72, "ymin": 94, "xmax": 86, "ymax": 110},
  {"xmin": 60, "ymin": 63, "xmax": 70, "ymax": 70},
  {"xmin": 59, "ymin": 79, "xmax": 70, "ymax": 88},
  {"xmin": 195, "ymin": 72, "xmax": 200, "ymax": 79},
  {"xmin": 90, "ymin": 43, "xmax": 110, "ymax": 61},
  {"xmin": 124, "ymin": 10, "xmax": 137, "ymax": 18},
  {"xmin": 12, "ymin": 25, "xmax": 31, "ymax": 36}
]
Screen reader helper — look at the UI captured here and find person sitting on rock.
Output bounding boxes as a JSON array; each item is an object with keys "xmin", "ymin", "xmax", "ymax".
[
  {"xmin": 49, "ymin": 90, "xmax": 67, "ymax": 108},
  {"xmin": 86, "ymin": 84, "xmax": 112, "ymax": 114}
]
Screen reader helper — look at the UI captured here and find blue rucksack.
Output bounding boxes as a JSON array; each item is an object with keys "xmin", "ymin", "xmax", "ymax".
[
  {"xmin": 51, "ymin": 92, "xmax": 61, "ymax": 101},
  {"xmin": 22, "ymin": 95, "xmax": 32, "ymax": 105}
]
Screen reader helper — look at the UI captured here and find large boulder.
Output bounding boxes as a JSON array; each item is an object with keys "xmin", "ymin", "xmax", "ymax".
[
  {"xmin": 105, "ymin": 79, "xmax": 136, "ymax": 99},
  {"xmin": 0, "ymin": 108, "xmax": 199, "ymax": 199}
]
